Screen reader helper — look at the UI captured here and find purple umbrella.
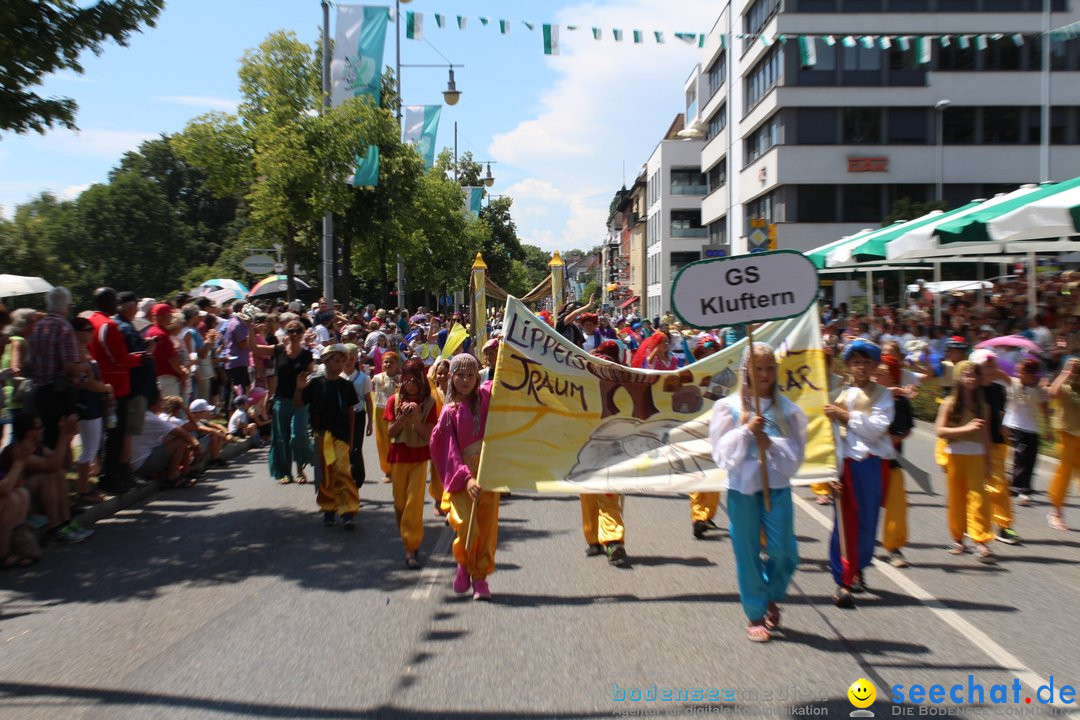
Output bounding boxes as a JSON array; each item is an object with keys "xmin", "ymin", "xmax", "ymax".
[{"xmin": 975, "ymin": 335, "xmax": 1043, "ymax": 355}]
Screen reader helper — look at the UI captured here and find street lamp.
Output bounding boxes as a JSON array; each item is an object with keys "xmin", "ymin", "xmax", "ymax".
[
  {"xmin": 395, "ymin": 0, "xmax": 463, "ymax": 123},
  {"xmin": 444, "ymin": 66, "xmax": 461, "ymax": 106},
  {"xmin": 484, "ymin": 162, "xmax": 495, "ymax": 187},
  {"xmin": 934, "ymin": 99, "xmax": 951, "ymax": 204}
]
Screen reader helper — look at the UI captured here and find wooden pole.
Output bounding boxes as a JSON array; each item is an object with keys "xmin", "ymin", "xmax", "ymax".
[{"xmin": 746, "ymin": 325, "xmax": 771, "ymax": 513}]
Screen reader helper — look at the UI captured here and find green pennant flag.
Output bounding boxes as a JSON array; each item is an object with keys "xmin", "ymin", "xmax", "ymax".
[
  {"xmin": 331, "ymin": 5, "xmax": 388, "ymax": 188},
  {"xmin": 798, "ymin": 36, "xmax": 817, "ymax": 67},
  {"xmin": 654, "ymin": 31, "xmax": 664, "ymax": 44},
  {"xmin": 633, "ymin": 30, "xmax": 643, "ymax": 44},
  {"xmin": 435, "ymin": 14, "xmax": 445, "ymax": 28},
  {"xmin": 405, "ymin": 11, "xmax": 423, "ymax": 40},
  {"xmin": 720, "ymin": 34, "xmax": 726, "ymax": 49},
  {"xmin": 465, "ymin": 187, "xmax": 484, "ymax": 216},
  {"xmin": 480, "ymin": 17, "xmax": 489, "ymax": 26},
  {"xmin": 500, "ymin": 19, "xmax": 510, "ymax": 34},
  {"xmin": 403, "ymin": 105, "xmax": 442, "ymax": 169},
  {"xmin": 613, "ymin": 28, "xmax": 623, "ymax": 42},
  {"xmin": 859, "ymin": 35, "xmax": 874, "ymax": 49},
  {"xmin": 878, "ymin": 36, "xmax": 892, "ymax": 50},
  {"xmin": 674, "ymin": 32, "xmax": 696, "ymax": 44},
  {"xmin": 1011, "ymin": 33, "xmax": 1025, "ymax": 46},
  {"xmin": 896, "ymin": 35, "xmax": 911, "ymax": 51},
  {"xmin": 957, "ymin": 34, "xmax": 970, "ymax": 49},
  {"xmin": 523, "ymin": 21, "xmax": 535, "ymax": 31},
  {"xmin": 824, "ymin": 35, "xmax": 836, "ymax": 46},
  {"xmin": 940, "ymin": 35, "xmax": 951, "ymax": 47},
  {"xmin": 975, "ymin": 34, "xmax": 988, "ymax": 50},
  {"xmin": 592, "ymin": 27, "xmax": 601, "ymax": 40},
  {"xmin": 543, "ymin": 24, "xmax": 560, "ymax": 55},
  {"xmin": 699, "ymin": 34, "xmax": 706, "ymax": 48},
  {"xmin": 457, "ymin": 15, "xmax": 467, "ymax": 30},
  {"xmin": 916, "ymin": 36, "xmax": 932, "ymax": 64},
  {"xmin": 841, "ymin": 35, "xmax": 856, "ymax": 47}
]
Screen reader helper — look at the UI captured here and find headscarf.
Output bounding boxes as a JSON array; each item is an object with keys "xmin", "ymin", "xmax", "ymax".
[
  {"xmin": 631, "ymin": 331, "xmax": 668, "ymax": 369},
  {"xmin": 843, "ymin": 338, "xmax": 882, "ymax": 363},
  {"xmin": 398, "ymin": 357, "xmax": 431, "ymax": 403},
  {"xmin": 880, "ymin": 354, "xmax": 901, "ymax": 386},
  {"xmin": 592, "ymin": 340, "xmax": 622, "ymax": 365},
  {"xmin": 364, "ymin": 330, "xmax": 386, "ymax": 351}
]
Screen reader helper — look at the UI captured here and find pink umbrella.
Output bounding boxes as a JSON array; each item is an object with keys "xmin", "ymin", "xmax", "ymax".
[{"xmin": 975, "ymin": 335, "xmax": 1043, "ymax": 354}]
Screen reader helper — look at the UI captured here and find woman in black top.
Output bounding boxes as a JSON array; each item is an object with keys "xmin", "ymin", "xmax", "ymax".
[{"xmin": 255, "ymin": 320, "xmax": 315, "ymax": 484}]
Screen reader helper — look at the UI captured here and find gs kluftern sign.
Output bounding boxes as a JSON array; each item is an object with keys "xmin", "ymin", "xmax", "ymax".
[{"xmin": 670, "ymin": 250, "xmax": 818, "ymax": 330}]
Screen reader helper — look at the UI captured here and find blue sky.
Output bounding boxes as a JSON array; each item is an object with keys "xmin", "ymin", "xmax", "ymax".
[{"xmin": 0, "ymin": 0, "xmax": 716, "ymax": 251}]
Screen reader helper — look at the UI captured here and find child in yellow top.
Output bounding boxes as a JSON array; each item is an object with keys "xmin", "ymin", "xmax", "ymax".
[{"xmin": 1047, "ymin": 358, "xmax": 1080, "ymax": 530}]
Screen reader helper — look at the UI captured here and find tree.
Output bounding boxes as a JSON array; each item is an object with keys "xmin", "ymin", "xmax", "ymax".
[
  {"xmin": 1, "ymin": 0, "xmax": 163, "ymax": 134},
  {"xmin": 883, "ymin": 197, "xmax": 948, "ymax": 226},
  {"xmin": 435, "ymin": 149, "xmax": 484, "ymax": 186}
]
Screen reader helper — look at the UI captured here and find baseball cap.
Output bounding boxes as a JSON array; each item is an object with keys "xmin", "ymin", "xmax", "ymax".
[
  {"xmin": 189, "ymin": 399, "xmax": 211, "ymax": 413},
  {"xmin": 152, "ymin": 303, "xmax": 173, "ymax": 317},
  {"xmin": 321, "ymin": 343, "xmax": 348, "ymax": 360}
]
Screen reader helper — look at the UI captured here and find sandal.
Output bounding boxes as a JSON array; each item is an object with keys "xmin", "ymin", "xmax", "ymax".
[
  {"xmin": 404, "ymin": 555, "xmax": 421, "ymax": 570},
  {"xmin": 947, "ymin": 542, "xmax": 969, "ymax": 555},
  {"xmin": 976, "ymin": 545, "xmax": 996, "ymax": 564},
  {"xmin": 1, "ymin": 554, "xmax": 38, "ymax": 570},
  {"xmin": 278, "ymin": 476, "xmax": 293, "ymax": 485},
  {"xmin": 746, "ymin": 621, "xmax": 771, "ymax": 643},
  {"xmin": 764, "ymin": 602, "xmax": 781, "ymax": 632},
  {"xmin": 381, "ymin": 475, "xmax": 392, "ymax": 484},
  {"xmin": 295, "ymin": 469, "xmax": 308, "ymax": 485},
  {"xmin": 1048, "ymin": 513, "xmax": 1068, "ymax": 531}
]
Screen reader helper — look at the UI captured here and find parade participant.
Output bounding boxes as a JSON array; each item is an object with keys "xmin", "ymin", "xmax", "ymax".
[
  {"xmin": 687, "ymin": 335, "xmax": 724, "ymax": 537},
  {"xmin": 256, "ymin": 320, "xmax": 314, "ymax": 485},
  {"xmin": 579, "ymin": 340, "xmax": 628, "ymax": 566},
  {"xmin": 632, "ymin": 331, "xmax": 678, "ymax": 371},
  {"xmin": 971, "ymin": 350, "xmax": 1021, "ymax": 544},
  {"xmin": 934, "ymin": 337, "xmax": 970, "ymax": 467},
  {"xmin": 824, "ymin": 339, "xmax": 894, "ymax": 608},
  {"xmin": 811, "ymin": 341, "xmax": 845, "ymax": 506},
  {"xmin": 874, "ymin": 355, "xmax": 914, "ymax": 567},
  {"xmin": 710, "ymin": 342, "xmax": 806, "ymax": 642},
  {"xmin": 579, "ymin": 313, "xmax": 603, "ymax": 353},
  {"xmin": 431, "ymin": 353, "xmax": 499, "ymax": 599},
  {"xmin": 479, "ymin": 338, "xmax": 499, "ymax": 383},
  {"xmin": 343, "ymin": 344, "xmax": 374, "ymax": 490},
  {"xmin": 371, "ymin": 350, "xmax": 401, "ymax": 483},
  {"xmin": 303, "ymin": 344, "xmax": 360, "ymax": 530},
  {"xmin": 935, "ymin": 361, "xmax": 995, "ymax": 562},
  {"xmin": 1004, "ymin": 358, "xmax": 1047, "ymax": 506},
  {"xmin": 427, "ymin": 357, "xmax": 451, "ymax": 516},
  {"xmin": 1047, "ymin": 358, "xmax": 1080, "ymax": 530},
  {"xmin": 386, "ymin": 357, "xmax": 438, "ymax": 568}
]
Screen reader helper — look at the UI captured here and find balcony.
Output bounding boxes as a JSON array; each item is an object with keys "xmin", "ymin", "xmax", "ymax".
[
  {"xmin": 671, "ymin": 184, "xmax": 708, "ymax": 196},
  {"xmin": 670, "ymin": 227, "xmax": 708, "ymax": 239}
]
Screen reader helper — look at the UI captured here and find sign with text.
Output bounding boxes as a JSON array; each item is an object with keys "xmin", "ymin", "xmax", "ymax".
[
  {"xmin": 670, "ymin": 250, "xmax": 819, "ymax": 329},
  {"xmin": 847, "ymin": 156, "xmax": 888, "ymax": 172},
  {"xmin": 242, "ymin": 255, "xmax": 276, "ymax": 275}
]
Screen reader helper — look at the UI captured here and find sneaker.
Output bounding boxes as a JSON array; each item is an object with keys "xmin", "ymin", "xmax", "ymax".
[
  {"xmin": 850, "ymin": 573, "xmax": 867, "ymax": 594},
  {"xmin": 472, "ymin": 578, "xmax": 492, "ymax": 601},
  {"xmin": 705, "ymin": 519, "xmax": 720, "ymax": 530},
  {"xmin": 888, "ymin": 551, "xmax": 910, "ymax": 568},
  {"xmin": 833, "ymin": 586, "xmax": 855, "ymax": 609},
  {"xmin": 585, "ymin": 543, "xmax": 604, "ymax": 557},
  {"xmin": 1048, "ymin": 513, "xmax": 1068, "ymax": 531},
  {"xmin": 606, "ymin": 542, "xmax": 629, "ymax": 567},
  {"xmin": 692, "ymin": 520, "xmax": 710, "ymax": 539},
  {"xmin": 996, "ymin": 528, "xmax": 1021, "ymax": 545},
  {"xmin": 322, "ymin": 511, "xmax": 336, "ymax": 527},
  {"xmin": 453, "ymin": 564, "xmax": 471, "ymax": 595},
  {"xmin": 1016, "ymin": 494, "xmax": 1032, "ymax": 507},
  {"xmin": 51, "ymin": 523, "xmax": 93, "ymax": 544},
  {"xmin": 341, "ymin": 514, "xmax": 356, "ymax": 531}
]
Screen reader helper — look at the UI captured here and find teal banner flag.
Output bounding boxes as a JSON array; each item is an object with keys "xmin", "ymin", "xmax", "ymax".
[
  {"xmin": 332, "ymin": 5, "xmax": 389, "ymax": 186},
  {"xmin": 404, "ymin": 105, "xmax": 442, "ymax": 169}
]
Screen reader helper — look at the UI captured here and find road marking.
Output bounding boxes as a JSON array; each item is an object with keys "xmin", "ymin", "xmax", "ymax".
[
  {"xmin": 793, "ymin": 493, "xmax": 1080, "ymax": 716},
  {"xmin": 409, "ymin": 524, "xmax": 454, "ymax": 601}
]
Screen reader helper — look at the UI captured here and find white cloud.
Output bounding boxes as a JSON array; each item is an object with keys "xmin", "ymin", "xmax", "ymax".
[
  {"xmin": 14, "ymin": 128, "xmax": 159, "ymax": 159},
  {"xmin": 491, "ymin": 0, "xmax": 717, "ymax": 252},
  {"xmin": 61, "ymin": 183, "xmax": 92, "ymax": 200},
  {"xmin": 155, "ymin": 95, "xmax": 240, "ymax": 112}
]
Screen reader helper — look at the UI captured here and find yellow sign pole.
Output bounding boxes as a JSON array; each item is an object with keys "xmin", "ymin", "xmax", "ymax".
[
  {"xmin": 549, "ymin": 250, "xmax": 565, "ymax": 311},
  {"xmin": 471, "ymin": 252, "xmax": 488, "ymax": 354}
]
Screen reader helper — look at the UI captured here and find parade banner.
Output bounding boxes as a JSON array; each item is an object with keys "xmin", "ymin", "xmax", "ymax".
[
  {"xmin": 403, "ymin": 105, "xmax": 442, "ymax": 168},
  {"xmin": 476, "ymin": 297, "xmax": 837, "ymax": 494},
  {"xmin": 331, "ymin": 5, "xmax": 389, "ymax": 187}
]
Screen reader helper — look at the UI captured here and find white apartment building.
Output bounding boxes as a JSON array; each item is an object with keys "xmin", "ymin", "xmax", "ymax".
[
  {"xmin": 695, "ymin": 0, "xmax": 1080, "ymax": 256},
  {"xmin": 645, "ymin": 116, "xmax": 706, "ymax": 318}
]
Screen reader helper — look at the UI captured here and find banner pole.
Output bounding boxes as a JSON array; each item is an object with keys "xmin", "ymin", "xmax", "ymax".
[{"xmin": 746, "ymin": 324, "xmax": 771, "ymax": 513}]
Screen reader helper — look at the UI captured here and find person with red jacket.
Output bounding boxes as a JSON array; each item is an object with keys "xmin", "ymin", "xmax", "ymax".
[{"xmin": 88, "ymin": 288, "xmax": 145, "ymax": 494}]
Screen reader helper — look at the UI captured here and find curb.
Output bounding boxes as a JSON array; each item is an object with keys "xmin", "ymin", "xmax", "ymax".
[{"xmin": 70, "ymin": 437, "xmax": 256, "ymax": 530}]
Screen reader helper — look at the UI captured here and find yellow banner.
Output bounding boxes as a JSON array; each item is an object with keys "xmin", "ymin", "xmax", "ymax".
[{"xmin": 477, "ymin": 297, "xmax": 836, "ymax": 494}]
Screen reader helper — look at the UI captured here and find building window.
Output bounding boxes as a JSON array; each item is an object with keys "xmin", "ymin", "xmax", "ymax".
[
  {"xmin": 842, "ymin": 186, "xmax": 882, "ymax": 223},
  {"xmin": 743, "ymin": 0, "xmax": 782, "ymax": 52},
  {"xmin": 942, "ymin": 107, "xmax": 976, "ymax": 144},
  {"xmin": 796, "ymin": 108, "xmax": 839, "ymax": 144},
  {"xmin": 745, "ymin": 113, "xmax": 781, "ymax": 164},
  {"xmin": 671, "ymin": 168, "xmax": 707, "ymax": 196},
  {"xmin": 984, "ymin": 36, "xmax": 1022, "ymax": 71},
  {"xmin": 707, "ymin": 104, "xmax": 727, "ymax": 141},
  {"xmin": 686, "ymin": 84, "xmax": 698, "ymax": 122},
  {"xmin": 745, "ymin": 45, "xmax": 783, "ymax": 113},
  {"xmin": 795, "ymin": 42, "xmax": 838, "ymax": 87},
  {"xmin": 707, "ymin": 52, "xmax": 726, "ymax": 99},
  {"xmin": 982, "ymin": 107, "xmax": 1022, "ymax": 144},
  {"xmin": 745, "ymin": 190, "xmax": 780, "ymax": 235},
  {"xmin": 707, "ymin": 159, "xmax": 727, "ymax": 192},
  {"xmin": 670, "ymin": 252, "xmax": 701, "ymax": 281},
  {"xmin": 671, "ymin": 210, "xmax": 706, "ymax": 239},
  {"xmin": 708, "ymin": 219, "xmax": 727, "ymax": 246},
  {"xmin": 937, "ymin": 43, "xmax": 976, "ymax": 71},
  {"xmin": 888, "ymin": 107, "xmax": 929, "ymax": 144},
  {"xmin": 795, "ymin": 185, "xmax": 839, "ymax": 222},
  {"xmin": 843, "ymin": 108, "xmax": 882, "ymax": 144}
]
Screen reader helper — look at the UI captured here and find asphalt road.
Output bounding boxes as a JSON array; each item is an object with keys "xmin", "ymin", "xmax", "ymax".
[{"xmin": 1, "ymin": 422, "xmax": 1078, "ymax": 720}]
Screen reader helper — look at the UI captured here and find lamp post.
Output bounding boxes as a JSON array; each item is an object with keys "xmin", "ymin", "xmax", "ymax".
[
  {"xmin": 1040, "ymin": 0, "xmax": 1051, "ymax": 182},
  {"xmin": 934, "ymin": 99, "xmax": 951, "ymax": 204},
  {"xmin": 321, "ymin": 0, "xmax": 334, "ymax": 304}
]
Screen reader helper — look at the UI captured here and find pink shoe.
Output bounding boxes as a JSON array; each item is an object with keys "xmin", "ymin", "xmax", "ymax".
[
  {"xmin": 472, "ymin": 578, "xmax": 492, "ymax": 601},
  {"xmin": 453, "ymin": 564, "xmax": 471, "ymax": 595}
]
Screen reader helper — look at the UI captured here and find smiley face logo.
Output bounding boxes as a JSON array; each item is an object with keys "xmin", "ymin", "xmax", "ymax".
[{"xmin": 848, "ymin": 678, "xmax": 876, "ymax": 708}]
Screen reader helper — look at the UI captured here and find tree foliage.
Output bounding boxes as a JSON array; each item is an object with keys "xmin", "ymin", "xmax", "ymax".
[
  {"xmin": 883, "ymin": 197, "xmax": 949, "ymax": 227},
  {"xmin": 0, "ymin": 0, "xmax": 163, "ymax": 134}
]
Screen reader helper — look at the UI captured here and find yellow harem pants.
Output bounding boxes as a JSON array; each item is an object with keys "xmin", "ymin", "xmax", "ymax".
[
  {"xmin": 882, "ymin": 463, "xmax": 907, "ymax": 552},
  {"xmin": 448, "ymin": 489, "xmax": 500, "ymax": 580},
  {"xmin": 1048, "ymin": 431, "xmax": 1080, "ymax": 510},
  {"xmin": 689, "ymin": 492, "xmax": 719, "ymax": 523},
  {"xmin": 580, "ymin": 494, "xmax": 625, "ymax": 545},
  {"xmin": 945, "ymin": 453, "xmax": 993, "ymax": 544},
  {"xmin": 429, "ymin": 463, "xmax": 451, "ymax": 514},
  {"xmin": 391, "ymin": 460, "xmax": 428, "ymax": 553},
  {"xmin": 986, "ymin": 442, "xmax": 1013, "ymax": 530},
  {"xmin": 316, "ymin": 433, "xmax": 359, "ymax": 515},
  {"xmin": 373, "ymin": 411, "xmax": 391, "ymax": 476}
]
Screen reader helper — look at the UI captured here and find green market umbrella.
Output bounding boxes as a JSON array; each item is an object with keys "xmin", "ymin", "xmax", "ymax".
[
  {"xmin": 984, "ymin": 177, "xmax": 1080, "ymax": 242},
  {"xmin": 933, "ymin": 177, "xmax": 1080, "ymax": 246}
]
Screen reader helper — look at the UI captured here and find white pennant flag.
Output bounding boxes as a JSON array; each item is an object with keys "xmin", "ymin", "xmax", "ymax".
[
  {"xmin": 543, "ymin": 24, "xmax": 560, "ymax": 55},
  {"xmin": 798, "ymin": 36, "xmax": 817, "ymax": 67}
]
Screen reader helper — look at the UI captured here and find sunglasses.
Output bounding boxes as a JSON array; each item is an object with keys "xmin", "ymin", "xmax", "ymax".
[{"xmin": 286, "ymin": 329, "xmax": 304, "ymax": 335}]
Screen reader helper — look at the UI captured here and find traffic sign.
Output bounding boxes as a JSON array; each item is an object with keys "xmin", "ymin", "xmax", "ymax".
[
  {"xmin": 748, "ymin": 228, "xmax": 768, "ymax": 252},
  {"xmin": 750, "ymin": 217, "xmax": 766, "ymax": 229},
  {"xmin": 274, "ymin": 262, "xmax": 285, "ymax": 274},
  {"xmin": 242, "ymin": 255, "xmax": 276, "ymax": 275},
  {"xmin": 670, "ymin": 250, "xmax": 819, "ymax": 330}
]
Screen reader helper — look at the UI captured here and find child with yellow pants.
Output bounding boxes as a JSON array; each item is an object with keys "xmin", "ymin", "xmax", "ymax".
[
  {"xmin": 386, "ymin": 358, "xmax": 437, "ymax": 569},
  {"xmin": 431, "ymin": 353, "xmax": 499, "ymax": 600},
  {"xmin": 1048, "ymin": 358, "xmax": 1080, "ymax": 531},
  {"xmin": 303, "ymin": 345, "xmax": 360, "ymax": 530},
  {"xmin": 371, "ymin": 351, "xmax": 400, "ymax": 482},
  {"xmin": 936, "ymin": 361, "xmax": 994, "ymax": 563},
  {"xmin": 971, "ymin": 349, "xmax": 1020, "ymax": 544}
]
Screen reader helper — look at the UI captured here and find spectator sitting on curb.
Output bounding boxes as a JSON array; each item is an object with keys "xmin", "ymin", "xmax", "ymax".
[
  {"xmin": 130, "ymin": 398, "xmax": 202, "ymax": 488},
  {"xmin": 0, "ymin": 458, "xmax": 33, "ymax": 567},
  {"xmin": 186, "ymin": 399, "xmax": 228, "ymax": 468},
  {"xmin": 0, "ymin": 413, "xmax": 93, "ymax": 544},
  {"xmin": 227, "ymin": 396, "xmax": 260, "ymax": 444}
]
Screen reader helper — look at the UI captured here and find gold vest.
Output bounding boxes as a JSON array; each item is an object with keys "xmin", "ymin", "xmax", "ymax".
[{"xmin": 836, "ymin": 382, "xmax": 882, "ymax": 439}]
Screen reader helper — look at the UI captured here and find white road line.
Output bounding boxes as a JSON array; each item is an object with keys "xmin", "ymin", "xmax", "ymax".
[
  {"xmin": 793, "ymin": 492, "xmax": 1080, "ymax": 717},
  {"xmin": 409, "ymin": 524, "xmax": 455, "ymax": 601}
]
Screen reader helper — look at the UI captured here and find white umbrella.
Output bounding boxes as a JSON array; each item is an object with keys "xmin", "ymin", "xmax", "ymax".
[{"xmin": 0, "ymin": 274, "xmax": 54, "ymax": 297}]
